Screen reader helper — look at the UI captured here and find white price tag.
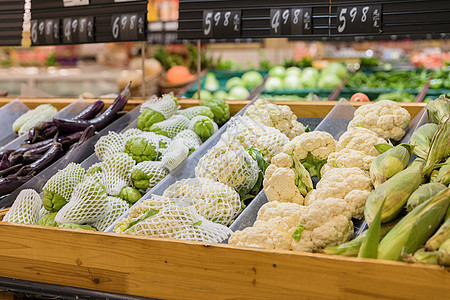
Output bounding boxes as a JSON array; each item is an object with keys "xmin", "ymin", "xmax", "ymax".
[{"xmin": 63, "ymin": 0, "xmax": 89, "ymax": 7}]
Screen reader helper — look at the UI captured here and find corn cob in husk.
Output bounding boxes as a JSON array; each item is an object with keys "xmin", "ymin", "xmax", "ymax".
[
  {"xmin": 377, "ymin": 188, "xmax": 450, "ymax": 261},
  {"xmin": 370, "ymin": 144, "xmax": 413, "ymax": 188},
  {"xmin": 406, "ymin": 182, "xmax": 446, "ymax": 212},
  {"xmin": 423, "ymin": 117, "xmax": 450, "ymax": 176},
  {"xmin": 364, "ymin": 161, "xmax": 423, "ymax": 224},
  {"xmin": 402, "ymin": 248, "xmax": 438, "ymax": 265},
  {"xmin": 425, "ymin": 215, "xmax": 450, "ymax": 251},
  {"xmin": 437, "ymin": 238, "xmax": 450, "ymax": 266}
]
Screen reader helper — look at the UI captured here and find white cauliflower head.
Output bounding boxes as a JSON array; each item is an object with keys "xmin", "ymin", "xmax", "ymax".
[
  {"xmin": 291, "ymin": 198, "xmax": 354, "ymax": 252},
  {"xmin": 244, "ymin": 99, "xmax": 305, "ymax": 139},
  {"xmin": 322, "ymin": 148, "xmax": 375, "ymax": 176},
  {"xmin": 337, "ymin": 127, "xmax": 387, "ymax": 157},
  {"xmin": 305, "ymin": 167, "xmax": 372, "ymax": 219},
  {"xmin": 283, "ymin": 131, "xmax": 336, "ymax": 178},
  {"xmin": 348, "ymin": 100, "xmax": 411, "ymax": 141},
  {"xmin": 263, "ymin": 153, "xmax": 312, "ymax": 205},
  {"xmin": 228, "ymin": 201, "xmax": 305, "ymax": 250}
]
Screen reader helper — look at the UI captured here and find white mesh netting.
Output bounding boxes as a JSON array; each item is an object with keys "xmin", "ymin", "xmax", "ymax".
[
  {"xmin": 122, "ymin": 128, "xmax": 145, "ymax": 139},
  {"xmin": 124, "ymin": 203, "xmax": 233, "ymax": 243},
  {"xmin": 243, "ymin": 99, "xmax": 305, "ymax": 139},
  {"xmin": 55, "ymin": 175, "xmax": 109, "ymax": 225},
  {"xmin": 174, "ymin": 129, "xmax": 202, "ymax": 149},
  {"xmin": 100, "ymin": 153, "xmax": 136, "ymax": 196},
  {"xmin": 140, "ymin": 93, "xmax": 179, "ymax": 119},
  {"xmin": 3, "ymin": 189, "xmax": 42, "ymax": 225},
  {"xmin": 227, "ymin": 116, "xmax": 288, "ymax": 161},
  {"xmin": 95, "ymin": 131, "xmax": 126, "ymax": 161},
  {"xmin": 161, "ymin": 139, "xmax": 189, "ymax": 171},
  {"xmin": 126, "ymin": 131, "xmax": 172, "ymax": 152},
  {"xmin": 195, "ymin": 138, "xmax": 260, "ymax": 196},
  {"xmin": 131, "ymin": 161, "xmax": 169, "ymax": 192},
  {"xmin": 90, "ymin": 196, "xmax": 129, "ymax": 232},
  {"xmin": 178, "ymin": 106, "xmax": 213, "ymax": 120},
  {"xmin": 151, "ymin": 115, "xmax": 189, "ymax": 138},
  {"xmin": 163, "ymin": 178, "xmax": 241, "ymax": 226},
  {"xmin": 42, "ymin": 163, "xmax": 85, "ymax": 202},
  {"xmin": 86, "ymin": 162, "xmax": 103, "ymax": 176}
]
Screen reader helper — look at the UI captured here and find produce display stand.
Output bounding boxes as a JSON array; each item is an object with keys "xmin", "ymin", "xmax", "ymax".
[{"xmin": 0, "ymin": 99, "xmax": 443, "ymax": 300}]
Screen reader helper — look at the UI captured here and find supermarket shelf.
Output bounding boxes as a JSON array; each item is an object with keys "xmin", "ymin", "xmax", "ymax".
[
  {"xmin": 0, "ymin": 221, "xmax": 447, "ymax": 299},
  {"xmin": 0, "ymin": 97, "xmax": 427, "ymax": 119}
]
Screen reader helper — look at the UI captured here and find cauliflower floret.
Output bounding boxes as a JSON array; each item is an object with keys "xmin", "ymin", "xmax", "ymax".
[
  {"xmin": 257, "ymin": 201, "xmax": 307, "ymax": 225},
  {"xmin": 283, "ymin": 131, "xmax": 336, "ymax": 178},
  {"xmin": 244, "ymin": 99, "xmax": 305, "ymax": 139},
  {"xmin": 228, "ymin": 201, "xmax": 305, "ymax": 250},
  {"xmin": 337, "ymin": 127, "xmax": 387, "ymax": 157},
  {"xmin": 263, "ymin": 153, "xmax": 313, "ymax": 205},
  {"xmin": 228, "ymin": 221, "xmax": 293, "ymax": 250},
  {"xmin": 305, "ymin": 167, "xmax": 372, "ymax": 219},
  {"xmin": 348, "ymin": 100, "xmax": 411, "ymax": 141},
  {"xmin": 322, "ymin": 148, "xmax": 375, "ymax": 176},
  {"xmin": 291, "ymin": 198, "xmax": 354, "ymax": 252}
]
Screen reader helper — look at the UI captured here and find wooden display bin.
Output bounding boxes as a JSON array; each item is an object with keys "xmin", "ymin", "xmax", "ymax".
[{"xmin": 0, "ymin": 99, "xmax": 446, "ymax": 300}]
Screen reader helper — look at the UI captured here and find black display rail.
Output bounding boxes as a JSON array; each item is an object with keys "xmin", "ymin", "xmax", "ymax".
[
  {"xmin": 147, "ymin": 20, "xmax": 178, "ymax": 45},
  {"xmin": 0, "ymin": 0, "xmax": 25, "ymax": 46},
  {"xmin": 178, "ymin": 0, "xmax": 450, "ymax": 40},
  {"xmin": 30, "ymin": 0, "xmax": 148, "ymax": 46}
]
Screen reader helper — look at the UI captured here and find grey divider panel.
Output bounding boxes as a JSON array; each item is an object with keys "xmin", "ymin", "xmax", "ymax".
[
  {"xmin": 315, "ymin": 98, "xmax": 356, "ymax": 140},
  {"xmin": 400, "ymin": 107, "xmax": 428, "ymax": 144},
  {"xmin": 0, "ymin": 105, "xmax": 142, "ymax": 209},
  {"xmin": 0, "ymin": 99, "xmax": 30, "ymax": 147},
  {"xmin": 229, "ymin": 99, "xmax": 356, "ymax": 234}
]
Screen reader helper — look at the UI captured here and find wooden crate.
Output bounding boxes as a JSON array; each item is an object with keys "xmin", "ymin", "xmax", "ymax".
[{"xmin": 0, "ymin": 99, "xmax": 442, "ymax": 300}]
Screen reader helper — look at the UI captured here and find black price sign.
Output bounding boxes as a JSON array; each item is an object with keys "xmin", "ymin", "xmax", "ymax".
[
  {"xmin": 336, "ymin": 5, "xmax": 382, "ymax": 34},
  {"xmin": 202, "ymin": 10, "xmax": 241, "ymax": 38},
  {"xmin": 31, "ymin": 19, "xmax": 60, "ymax": 45},
  {"xmin": 78, "ymin": 17, "xmax": 94, "ymax": 43},
  {"xmin": 270, "ymin": 7, "xmax": 312, "ymax": 35},
  {"xmin": 112, "ymin": 14, "xmax": 146, "ymax": 41},
  {"xmin": 62, "ymin": 17, "xmax": 95, "ymax": 44}
]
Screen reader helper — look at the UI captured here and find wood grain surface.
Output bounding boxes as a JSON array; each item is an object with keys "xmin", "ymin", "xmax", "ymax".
[
  {"xmin": 0, "ymin": 223, "xmax": 448, "ymax": 299},
  {"xmin": 0, "ymin": 97, "xmax": 426, "ymax": 119}
]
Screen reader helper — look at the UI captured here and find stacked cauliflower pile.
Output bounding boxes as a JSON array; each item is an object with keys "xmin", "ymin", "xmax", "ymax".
[
  {"xmin": 5, "ymin": 94, "xmax": 231, "ymax": 233},
  {"xmin": 229, "ymin": 100, "xmax": 411, "ymax": 253}
]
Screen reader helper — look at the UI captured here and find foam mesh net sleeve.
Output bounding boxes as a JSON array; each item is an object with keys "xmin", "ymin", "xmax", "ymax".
[{"xmin": 3, "ymin": 189, "xmax": 42, "ymax": 225}]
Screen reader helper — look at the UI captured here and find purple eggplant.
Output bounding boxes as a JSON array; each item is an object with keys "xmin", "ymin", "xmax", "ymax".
[
  {"xmin": 22, "ymin": 153, "xmax": 44, "ymax": 164},
  {"xmin": 15, "ymin": 142, "xmax": 64, "ymax": 177},
  {"xmin": 0, "ymin": 154, "xmax": 11, "ymax": 170},
  {"xmin": 23, "ymin": 143, "xmax": 53, "ymax": 157},
  {"xmin": 53, "ymin": 82, "xmax": 131, "ymax": 133},
  {"xmin": 0, "ymin": 149, "xmax": 14, "ymax": 158},
  {"xmin": 42, "ymin": 126, "xmax": 58, "ymax": 140},
  {"xmin": 57, "ymin": 131, "xmax": 83, "ymax": 149},
  {"xmin": 0, "ymin": 164, "xmax": 22, "ymax": 177},
  {"xmin": 73, "ymin": 100, "xmax": 105, "ymax": 120},
  {"xmin": 0, "ymin": 175, "xmax": 33, "ymax": 196},
  {"xmin": 11, "ymin": 139, "xmax": 53, "ymax": 157}
]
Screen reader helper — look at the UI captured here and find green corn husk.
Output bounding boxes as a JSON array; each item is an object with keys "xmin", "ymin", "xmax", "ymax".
[
  {"xmin": 323, "ymin": 220, "xmax": 397, "ymax": 257},
  {"xmin": 430, "ymin": 170, "xmax": 439, "ymax": 183},
  {"xmin": 364, "ymin": 162, "xmax": 423, "ymax": 224},
  {"xmin": 425, "ymin": 216, "xmax": 450, "ymax": 251},
  {"xmin": 437, "ymin": 238, "xmax": 450, "ymax": 266},
  {"xmin": 427, "ymin": 94, "xmax": 450, "ymax": 125},
  {"xmin": 402, "ymin": 248, "xmax": 438, "ymax": 265},
  {"xmin": 377, "ymin": 188, "xmax": 450, "ymax": 261},
  {"xmin": 436, "ymin": 163, "xmax": 450, "ymax": 185},
  {"xmin": 410, "ymin": 123, "xmax": 438, "ymax": 160},
  {"xmin": 370, "ymin": 144, "xmax": 413, "ymax": 188},
  {"xmin": 423, "ymin": 117, "xmax": 450, "ymax": 176},
  {"xmin": 406, "ymin": 182, "xmax": 446, "ymax": 212}
]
